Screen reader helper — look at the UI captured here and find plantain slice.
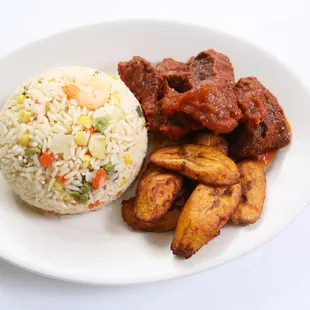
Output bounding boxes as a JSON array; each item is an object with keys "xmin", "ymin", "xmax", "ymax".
[
  {"xmin": 135, "ymin": 164, "xmax": 183, "ymax": 222},
  {"xmin": 193, "ymin": 132, "xmax": 228, "ymax": 155},
  {"xmin": 122, "ymin": 198, "xmax": 181, "ymax": 232},
  {"xmin": 171, "ymin": 183, "xmax": 241, "ymax": 259},
  {"xmin": 150, "ymin": 144, "xmax": 240, "ymax": 186},
  {"xmin": 231, "ymin": 161, "xmax": 266, "ymax": 225}
]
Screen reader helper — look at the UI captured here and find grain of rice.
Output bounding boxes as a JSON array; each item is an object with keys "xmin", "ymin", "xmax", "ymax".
[
  {"xmin": 66, "ymin": 184, "xmax": 80, "ymax": 191},
  {"xmin": 65, "ymin": 170, "xmax": 76, "ymax": 179},
  {"xmin": 58, "ymin": 168, "xmax": 70, "ymax": 177},
  {"xmin": 51, "ymin": 167, "xmax": 59, "ymax": 178},
  {"xmin": 72, "ymin": 180, "xmax": 82, "ymax": 187},
  {"xmin": 64, "ymin": 177, "xmax": 74, "ymax": 186}
]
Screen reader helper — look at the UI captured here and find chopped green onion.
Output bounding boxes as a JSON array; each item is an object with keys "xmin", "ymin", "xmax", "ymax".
[{"xmin": 95, "ymin": 117, "xmax": 108, "ymax": 133}]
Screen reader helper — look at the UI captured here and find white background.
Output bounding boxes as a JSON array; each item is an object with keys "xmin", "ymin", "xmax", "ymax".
[{"xmin": 1, "ymin": 0, "xmax": 310, "ymax": 309}]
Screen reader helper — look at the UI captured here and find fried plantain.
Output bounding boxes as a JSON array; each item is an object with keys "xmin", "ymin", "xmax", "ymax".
[
  {"xmin": 135, "ymin": 164, "xmax": 183, "ymax": 222},
  {"xmin": 150, "ymin": 144, "xmax": 240, "ymax": 186},
  {"xmin": 231, "ymin": 161, "xmax": 266, "ymax": 225},
  {"xmin": 122, "ymin": 198, "xmax": 181, "ymax": 232},
  {"xmin": 193, "ymin": 132, "xmax": 228, "ymax": 155},
  {"xmin": 172, "ymin": 188, "xmax": 189, "ymax": 209},
  {"xmin": 171, "ymin": 183, "xmax": 241, "ymax": 258}
]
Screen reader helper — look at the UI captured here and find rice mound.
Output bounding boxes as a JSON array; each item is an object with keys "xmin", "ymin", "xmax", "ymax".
[{"xmin": 0, "ymin": 66, "xmax": 148, "ymax": 214}]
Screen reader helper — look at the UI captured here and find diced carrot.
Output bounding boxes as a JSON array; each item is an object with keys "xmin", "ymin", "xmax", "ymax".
[
  {"xmin": 88, "ymin": 201, "xmax": 100, "ymax": 209},
  {"xmin": 92, "ymin": 168, "xmax": 108, "ymax": 189},
  {"xmin": 39, "ymin": 152, "xmax": 54, "ymax": 168},
  {"xmin": 48, "ymin": 210, "xmax": 55, "ymax": 214},
  {"xmin": 89, "ymin": 126, "xmax": 95, "ymax": 134},
  {"xmin": 56, "ymin": 175, "xmax": 66, "ymax": 183}
]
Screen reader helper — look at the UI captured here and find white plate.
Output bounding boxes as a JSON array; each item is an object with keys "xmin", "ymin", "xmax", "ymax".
[{"xmin": 0, "ymin": 19, "xmax": 309, "ymax": 285}]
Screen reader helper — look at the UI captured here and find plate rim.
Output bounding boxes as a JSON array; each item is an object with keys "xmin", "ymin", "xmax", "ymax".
[{"xmin": 1, "ymin": 18, "xmax": 310, "ymax": 285}]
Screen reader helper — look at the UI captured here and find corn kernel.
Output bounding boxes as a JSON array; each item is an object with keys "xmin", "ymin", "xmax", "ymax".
[
  {"xmin": 17, "ymin": 95, "xmax": 26, "ymax": 105},
  {"xmin": 45, "ymin": 103, "xmax": 50, "ymax": 114},
  {"xmin": 77, "ymin": 115, "xmax": 93, "ymax": 129},
  {"xmin": 64, "ymin": 194, "xmax": 72, "ymax": 201},
  {"xmin": 82, "ymin": 154, "xmax": 91, "ymax": 168},
  {"xmin": 20, "ymin": 133, "xmax": 30, "ymax": 146},
  {"xmin": 19, "ymin": 111, "xmax": 32, "ymax": 123},
  {"xmin": 119, "ymin": 178, "xmax": 127, "ymax": 188},
  {"xmin": 54, "ymin": 181, "xmax": 64, "ymax": 191},
  {"xmin": 124, "ymin": 155, "xmax": 132, "ymax": 165},
  {"xmin": 74, "ymin": 131, "xmax": 88, "ymax": 146},
  {"xmin": 113, "ymin": 94, "xmax": 121, "ymax": 103}
]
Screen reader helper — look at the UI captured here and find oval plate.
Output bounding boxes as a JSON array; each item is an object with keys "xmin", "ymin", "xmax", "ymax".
[{"xmin": 0, "ymin": 20, "xmax": 309, "ymax": 285}]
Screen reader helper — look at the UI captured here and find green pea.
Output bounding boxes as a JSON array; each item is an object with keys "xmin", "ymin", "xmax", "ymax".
[
  {"xmin": 25, "ymin": 147, "xmax": 41, "ymax": 157},
  {"xmin": 70, "ymin": 184, "xmax": 91, "ymax": 203},
  {"xmin": 80, "ymin": 182, "xmax": 91, "ymax": 194},
  {"xmin": 24, "ymin": 160, "xmax": 33, "ymax": 167},
  {"xmin": 103, "ymin": 162, "xmax": 115, "ymax": 176},
  {"xmin": 79, "ymin": 193, "xmax": 90, "ymax": 203},
  {"xmin": 70, "ymin": 191, "xmax": 80, "ymax": 199}
]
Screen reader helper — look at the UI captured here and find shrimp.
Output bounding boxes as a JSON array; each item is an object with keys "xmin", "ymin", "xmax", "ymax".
[{"xmin": 63, "ymin": 81, "xmax": 110, "ymax": 111}]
